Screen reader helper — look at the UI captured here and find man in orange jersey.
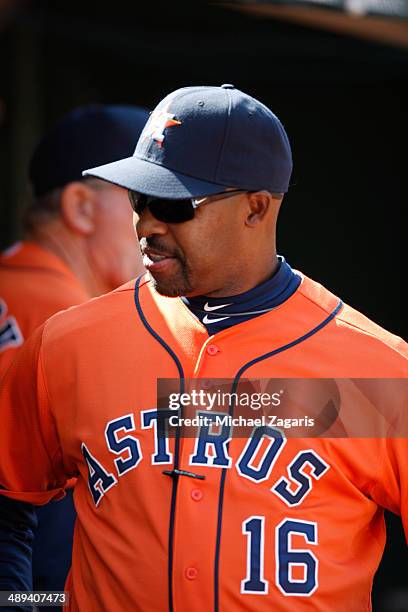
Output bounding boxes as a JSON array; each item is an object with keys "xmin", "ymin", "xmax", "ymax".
[
  {"xmin": 0, "ymin": 104, "xmax": 147, "ymax": 603},
  {"xmin": 0, "ymin": 104, "xmax": 148, "ymax": 375},
  {"xmin": 0, "ymin": 85, "xmax": 407, "ymax": 611}
]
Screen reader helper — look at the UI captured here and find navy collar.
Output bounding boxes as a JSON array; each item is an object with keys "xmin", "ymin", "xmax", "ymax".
[{"xmin": 182, "ymin": 256, "xmax": 301, "ymax": 335}]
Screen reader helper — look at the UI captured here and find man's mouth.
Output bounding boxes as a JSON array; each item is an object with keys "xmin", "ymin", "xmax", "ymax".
[{"xmin": 143, "ymin": 248, "xmax": 177, "ymax": 272}]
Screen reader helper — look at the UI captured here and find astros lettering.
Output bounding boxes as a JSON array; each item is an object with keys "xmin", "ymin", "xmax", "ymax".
[{"xmin": 82, "ymin": 410, "xmax": 326, "ymax": 507}]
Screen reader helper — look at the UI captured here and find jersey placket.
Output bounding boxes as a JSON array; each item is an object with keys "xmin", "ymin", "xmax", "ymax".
[{"xmin": 171, "ymin": 335, "xmax": 228, "ymax": 612}]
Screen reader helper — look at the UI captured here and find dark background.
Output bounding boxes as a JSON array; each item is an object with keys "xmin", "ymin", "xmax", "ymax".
[{"xmin": 0, "ymin": 1, "xmax": 406, "ymax": 609}]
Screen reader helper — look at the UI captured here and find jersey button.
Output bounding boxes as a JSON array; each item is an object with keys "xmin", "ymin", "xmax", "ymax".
[
  {"xmin": 206, "ymin": 344, "xmax": 220, "ymax": 356},
  {"xmin": 185, "ymin": 567, "xmax": 199, "ymax": 580},
  {"xmin": 191, "ymin": 488, "xmax": 203, "ymax": 501}
]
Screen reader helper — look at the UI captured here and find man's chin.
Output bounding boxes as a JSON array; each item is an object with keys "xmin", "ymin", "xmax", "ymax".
[{"xmin": 149, "ymin": 271, "xmax": 192, "ymax": 298}]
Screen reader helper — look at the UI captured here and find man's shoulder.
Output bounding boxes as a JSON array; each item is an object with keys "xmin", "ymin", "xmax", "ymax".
[
  {"xmin": 0, "ymin": 242, "xmax": 92, "ymax": 353},
  {"xmin": 42, "ymin": 279, "xmax": 137, "ymax": 340},
  {"xmin": 0, "ymin": 241, "xmax": 89, "ymax": 308},
  {"xmin": 298, "ymin": 274, "xmax": 407, "ymax": 363},
  {"xmin": 335, "ymin": 302, "xmax": 406, "ymax": 358},
  {"xmin": 38, "ymin": 275, "xmax": 203, "ymax": 362}
]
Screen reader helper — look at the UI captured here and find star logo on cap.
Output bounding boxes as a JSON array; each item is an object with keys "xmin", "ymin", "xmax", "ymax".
[{"xmin": 143, "ymin": 106, "xmax": 181, "ymax": 147}]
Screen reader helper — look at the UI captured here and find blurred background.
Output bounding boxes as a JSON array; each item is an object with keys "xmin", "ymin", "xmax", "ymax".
[{"xmin": 0, "ymin": 0, "xmax": 407, "ymax": 609}]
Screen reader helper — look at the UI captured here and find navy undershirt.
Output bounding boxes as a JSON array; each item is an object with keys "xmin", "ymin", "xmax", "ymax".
[{"xmin": 182, "ymin": 256, "xmax": 301, "ymax": 335}]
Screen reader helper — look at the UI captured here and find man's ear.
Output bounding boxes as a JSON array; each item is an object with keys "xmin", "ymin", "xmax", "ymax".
[
  {"xmin": 245, "ymin": 191, "xmax": 282, "ymax": 227},
  {"xmin": 60, "ymin": 182, "xmax": 97, "ymax": 235}
]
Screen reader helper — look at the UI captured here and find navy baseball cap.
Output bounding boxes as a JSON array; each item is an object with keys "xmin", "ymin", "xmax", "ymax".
[
  {"xmin": 83, "ymin": 84, "xmax": 292, "ymax": 199},
  {"xmin": 29, "ymin": 104, "xmax": 150, "ymax": 197}
]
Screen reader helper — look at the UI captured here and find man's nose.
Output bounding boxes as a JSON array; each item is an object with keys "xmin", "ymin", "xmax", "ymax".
[{"xmin": 135, "ymin": 208, "xmax": 168, "ymax": 238}]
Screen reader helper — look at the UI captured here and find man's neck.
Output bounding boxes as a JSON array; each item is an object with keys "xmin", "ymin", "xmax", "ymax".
[
  {"xmin": 200, "ymin": 254, "xmax": 280, "ymax": 299},
  {"xmin": 28, "ymin": 223, "xmax": 109, "ymax": 297}
]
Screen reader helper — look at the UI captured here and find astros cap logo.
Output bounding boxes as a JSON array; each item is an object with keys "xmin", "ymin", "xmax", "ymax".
[{"xmin": 143, "ymin": 105, "xmax": 181, "ymax": 148}]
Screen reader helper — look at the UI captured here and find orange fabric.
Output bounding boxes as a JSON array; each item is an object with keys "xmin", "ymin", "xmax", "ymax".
[
  {"xmin": 0, "ymin": 241, "xmax": 90, "ymax": 377},
  {"xmin": 0, "ymin": 273, "xmax": 407, "ymax": 611},
  {"xmin": 0, "ymin": 241, "xmax": 89, "ymax": 493}
]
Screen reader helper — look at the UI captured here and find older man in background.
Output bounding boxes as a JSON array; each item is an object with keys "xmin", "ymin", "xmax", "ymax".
[
  {"xmin": 0, "ymin": 104, "xmax": 148, "ymax": 601},
  {"xmin": 0, "ymin": 104, "xmax": 148, "ymax": 373}
]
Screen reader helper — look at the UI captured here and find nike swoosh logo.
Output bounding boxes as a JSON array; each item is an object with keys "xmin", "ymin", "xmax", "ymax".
[
  {"xmin": 202, "ymin": 315, "xmax": 230, "ymax": 324},
  {"xmin": 203, "ymin": 302, "xmax": 232, "ymax": 312},
  {"xmin": 193, "ymin": 197, "xmax": 208, "ymax": 206}
]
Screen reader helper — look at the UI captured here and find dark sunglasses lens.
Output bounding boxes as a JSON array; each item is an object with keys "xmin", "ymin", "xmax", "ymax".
[
  {"xmin": 149, "ymin": 199, "xmax": 194, "ymax": 223},
  {"xmin": 129, "ymin": 191, "xmax": 195, "ymax": 223}
]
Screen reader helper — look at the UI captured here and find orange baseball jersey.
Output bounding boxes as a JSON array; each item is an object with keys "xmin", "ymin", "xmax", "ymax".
[
  {"xmin": 0, "ymin": 273, "xmax": 407, "ymax": 611},
  {"xmin": 0, "ymin": 241, "xmax": 90, "ymax": 376}
]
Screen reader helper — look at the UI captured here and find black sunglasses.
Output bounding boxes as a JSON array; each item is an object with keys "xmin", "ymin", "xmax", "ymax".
[{"xmin": 128, "ymin": 189, "xmax": 248, "ymax": 224}]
